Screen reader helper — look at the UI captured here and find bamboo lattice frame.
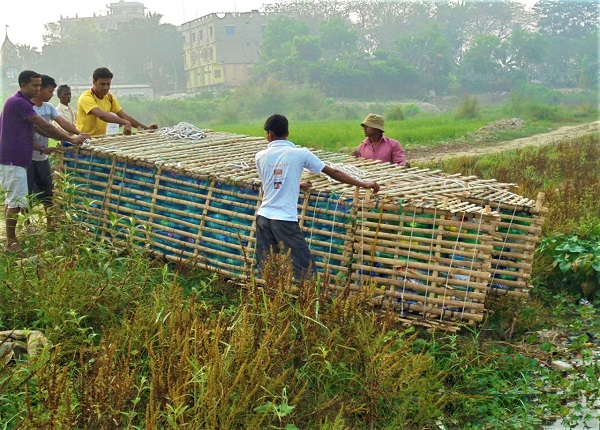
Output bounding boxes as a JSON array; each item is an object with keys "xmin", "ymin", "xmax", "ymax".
[{"xmin": 54, "ymin": 129, "xmax": 547, "ymax": 331}]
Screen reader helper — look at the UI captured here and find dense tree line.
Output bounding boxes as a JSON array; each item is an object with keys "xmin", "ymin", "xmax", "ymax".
[
  {"xmin": 13, "ymin": 13, "xmax": 184, "ymax": 94},
  {"xmin": 259, "ymin": 0, "xmax": 599, "ymax": 98}
]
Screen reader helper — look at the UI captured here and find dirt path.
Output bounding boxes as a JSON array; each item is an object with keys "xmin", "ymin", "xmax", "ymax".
[{"xmin": 409, "ymin": 120, "xmax": 599, "ymax": 164}]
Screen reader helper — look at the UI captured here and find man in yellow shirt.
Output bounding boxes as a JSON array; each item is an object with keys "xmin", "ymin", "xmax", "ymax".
[{"xmin": 77, "ymin": 67, "xmax": 157, "ymax": 136}]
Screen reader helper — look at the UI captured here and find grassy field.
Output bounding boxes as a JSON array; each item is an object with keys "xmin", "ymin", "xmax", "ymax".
[
  {"xmin": 1, "ymin": 128, "xmax": 599, "ymax": 428},
  {"xmin": 1, "ymin": 88, "xmax": 599, "ymax": 428},
  {"xmin": 213, "ymin": 114, "xmax": 494, "ymax": 152}
]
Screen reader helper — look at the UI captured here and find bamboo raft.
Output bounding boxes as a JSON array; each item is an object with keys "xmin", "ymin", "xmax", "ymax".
[{"xmin": 54, "ymin": 125, "xmax": 547, "ymax": 331}]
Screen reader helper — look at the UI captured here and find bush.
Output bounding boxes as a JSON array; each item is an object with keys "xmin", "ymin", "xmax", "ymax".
[
  {"xmin": 386, "ymin": 105, "xmax": 405, "ymax": 120},
  {"xmin": 402, "ymin": 104, "xmax": 421, "ymax": 118},
  {"xmin": 539, "ymin": 221, "xmax": 600, "ymax": 299},
  {"xmin": 454, "ymin": 94, "xmax": 479, "ymax": 119}
]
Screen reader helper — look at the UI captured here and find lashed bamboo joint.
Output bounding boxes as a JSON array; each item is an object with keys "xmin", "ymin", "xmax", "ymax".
[{"xmin": 54, "ymin": 126, "xmax": 546, "ymax": 331}]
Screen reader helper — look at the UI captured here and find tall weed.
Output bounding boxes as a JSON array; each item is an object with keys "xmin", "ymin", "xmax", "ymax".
[{"xmin": 454, "ymin": 94, "xmax": 480, "ymax": 119}]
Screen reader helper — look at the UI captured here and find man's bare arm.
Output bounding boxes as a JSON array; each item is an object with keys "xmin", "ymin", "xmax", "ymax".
[
  {"xmin": 116, "ymin": 110, "xmax": 157, "ymax": 130},
  {"xmin": 322, "ymin": 165, "xmax": 380, "ymax": 193},
  {"xmin": 89, "ymin": 107, "xmax": 131, "ymax": 128},
  {"xmin": 54, "ymin": 115, "xmax": 83, "ymax": 136},
  {"xmin": 28, "ymin": 115, "xmax": 88, "ymax": 146}
]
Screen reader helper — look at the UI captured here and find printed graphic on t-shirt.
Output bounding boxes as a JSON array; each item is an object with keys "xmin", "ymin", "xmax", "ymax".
[{"xmin": 273, "ymin": 168, "xmax": 283, "ymax": 189}]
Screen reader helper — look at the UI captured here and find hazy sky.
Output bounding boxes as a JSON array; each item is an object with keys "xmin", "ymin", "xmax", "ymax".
[{"xmin": 0, "ymin": 0, "xmax": 267, "ymax": 48}]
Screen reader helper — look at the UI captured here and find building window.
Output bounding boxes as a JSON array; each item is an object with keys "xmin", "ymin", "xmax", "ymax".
[
  {"xmin": 209, "ymin": 26, "xmax": 213, "ymax": 37},
  {"xmin": 261, "ymin": 25, "xmax": 266, "ymax": 33},
  {"xmin": 225, "ymin": 25, "xmax": 235, "ymax": 36},
  {"xmin": 214, "ymin": 70, "xmax": 222, "ymax": 79},
  {"xmin": 199, "ymin": 29, "xmax": 203, "ymax": 40}
]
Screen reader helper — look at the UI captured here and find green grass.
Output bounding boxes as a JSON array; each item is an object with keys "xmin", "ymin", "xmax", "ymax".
[
  {"xmin": 1, "ymin": 93, "xmax": 599, "ymax": 428},
  {"xmin": 215, "ymin": 114, "xmax": 493, "ymax": 152}
]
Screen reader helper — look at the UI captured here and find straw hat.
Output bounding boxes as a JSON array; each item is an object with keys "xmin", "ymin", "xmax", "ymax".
[{"xmin": 360, "ymin": 113, "xmax": 385, "ymax": 132}]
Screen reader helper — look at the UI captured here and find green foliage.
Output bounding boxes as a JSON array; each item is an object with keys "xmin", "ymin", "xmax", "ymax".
[
  {"xmin": 454, "ymin": 94, "xmax": 480, "ymax": 119},
  {"xmin": 396, "ymin": 23, "xmax": 455, "ymax": 93},
  {"xmin": 426, "ymin": 332, "xmax": 548, "ymax": 428},
  {"xmin": 385, "ymin": 105, "xmax": 405, "ymax": 121},
  {"xmin": 539, "ymin": 223, "xmax": 600, "ymax": 299},
  {"xmin": 504, "ymin": 84, "xmax": 599, "ymax": 122},
  {"xmin": 1, "ymin": 111, "xmax": 599, "ymax": 428},
  {"xmin": 402, "ymin": 104, "xmax": 422, "ymax": 118},
  {"xmin": 217, "ymin": 114, "xmax": 491, "ymax": 153},
  {"xmin": 215, "ymin": 78, "xmax": 330, "ymax": 123}
]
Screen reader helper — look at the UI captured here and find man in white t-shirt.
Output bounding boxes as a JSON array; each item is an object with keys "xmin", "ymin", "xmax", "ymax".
[
  {"xmin": 255, "ymin": 114, "xmax": 380, "ymax": 279},
  {"xmin": 30, "ymin": 75, "xmax": 89, "ymax": 230}
]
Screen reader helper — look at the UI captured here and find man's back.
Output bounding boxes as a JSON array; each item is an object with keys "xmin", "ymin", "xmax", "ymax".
[{"xmin": 256, "ymin": 140, "xmax": 324, "ymax": 222}]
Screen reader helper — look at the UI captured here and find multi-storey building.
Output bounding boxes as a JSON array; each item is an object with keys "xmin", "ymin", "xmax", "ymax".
[
  {"xmin": 59, "ymin": 1, "xmax": 146, "ymax": 37},
  {"xmin": 181, "ymin": 10, "xmax": 268, "ymax": 92}
]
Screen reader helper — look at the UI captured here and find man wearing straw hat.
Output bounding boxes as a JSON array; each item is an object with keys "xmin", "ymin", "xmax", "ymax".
[
  {"xmin": 77, "ymin": 67, "xmax": 157, "ymax": 136},
  {"xmin": 353, "ymin": 113, "xmax": 407, "ymax": 166},
  {"xmin": 255, "ymin": 114, "xmax": 380, "ymax": 280}
]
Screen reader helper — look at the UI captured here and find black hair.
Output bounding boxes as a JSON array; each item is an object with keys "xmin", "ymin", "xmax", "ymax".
[
  {"xmin": 56, "ymin": 84, "xmax": 71, "ymax": 97},
  {"xmin": 18, "ymin": 70, "xmax": 41, "ymax": 86},
  {"xmin": 264, "ymin": 114, "xmax": 289, "ymax": 138},
  {"xmin": 40, "ymin": 75, "xmax": 57, "ymax": 89},
  {"xmin": 93, "ymin": 67, "xmax": 113, "ymax": 81}
]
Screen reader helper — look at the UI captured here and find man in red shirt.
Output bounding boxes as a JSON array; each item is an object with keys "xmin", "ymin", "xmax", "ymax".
[{"xmin": 353, "ymin": 113, "xmax": 407, "ymax": 166}]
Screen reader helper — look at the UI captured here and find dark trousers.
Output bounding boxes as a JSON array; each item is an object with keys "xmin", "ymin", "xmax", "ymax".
[
  {"xmin": 27, "ymin": 159, "xmax": 54, "ymax": 206},
  {"xmin": 256, "ymin": 215, "xmax": 316, "ymax": 279}
]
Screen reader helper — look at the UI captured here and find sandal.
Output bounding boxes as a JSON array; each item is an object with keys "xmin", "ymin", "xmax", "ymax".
[{"xmin": 5, "ymin": 242, "xmax": 24, "ymax": 256}]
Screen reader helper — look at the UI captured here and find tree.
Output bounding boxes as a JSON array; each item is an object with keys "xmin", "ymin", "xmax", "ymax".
[
  {"xmin": 42, "ymin": 22, "xmax": 61, "ymax": 46},
  {"xmin": 15, "ymin": 45, "xmax": 42, "ymax": 71},
  {"xmin": 532, "ymin": 0, "xmax": 598, "ymax": 88},
  {"xmin": 318, "ymin": 16, "xmax": 358, "ymax": 57},
  {"xmin": 260, "ymin": 15, "xmax": 311, "ymax": 60},
  {"xmin": 396, "ymin": 24, "xmax": 455, "ymax": 94},
  {"xmin": 533, "ymin": 0, "xmax": 599, "ymax": 38},
  {"xmin": 107, "ymin": 13, "xmax": 184, "ymax": 92},
  {"xmin": 40, "ymin": 20, "xmax": 106, "ymax": 84}
]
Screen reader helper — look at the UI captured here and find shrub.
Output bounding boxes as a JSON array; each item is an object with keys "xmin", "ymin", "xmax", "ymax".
[
  {"xmin": 386, "ymin": 105, "xmax": 405, "ymax": 120},
  {"xmin": 402, "ymin": 103, "xmax": 421, "ymax": 118},
  {"xmin": 538, "ymin": 222, "xmax": 600, "ymax": 299},
  {"xmin": 454, "ymin": 94, "xmax": 479, "ymax": 119}
]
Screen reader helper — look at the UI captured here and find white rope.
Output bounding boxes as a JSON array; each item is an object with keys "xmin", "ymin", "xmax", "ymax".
[
  {"xmin": 159, "ymin": 122, "xmax": 206, "ymax": 141},
  {"xmin": 400, "ymin": 211, "xmax": 417, "ymax": 316},
  {"xmin": 460, "ymin": 211, "xmax": 485, "ymax": 320},
  {"xmin": 421, "ymin": 206, "xmax": 437, "ymax": 316},
  {"xmin": 326, "ymin": 190, "xmax": 345, "ymax": 265},
  {"xmin": 440, "ymin": 215, "xmax": 464, "ymax": 322},
  {"xmin": 359, "ymin": 195, "xmax": 365, "ymax": 287},
  {"xmin": 225, "ymin": 161, "xmax": 250, "ymax": 169},
  {"xmin": 306, "ymin": 190, "xmax": 324, "ymax": 250}
]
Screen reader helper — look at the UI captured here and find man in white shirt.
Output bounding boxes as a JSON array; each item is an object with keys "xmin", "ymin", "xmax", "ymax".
[
  {"xmin": 54, "ymin": 84, "xmax": 78, "ymax": 147},
  {"xmin": 54, "ymin": 85, "xmax": 76, "ymax": 127},
  {"xmin": 255, "ymin": 114, "xmax": 380, "ymax": 279},
  {"xmin": 31, "ymin": 76, "xmax": 88, "ymax": 230}
]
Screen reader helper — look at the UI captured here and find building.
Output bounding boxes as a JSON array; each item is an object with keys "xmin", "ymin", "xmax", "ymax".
[
  {"xmin": 59, "ymin": 1, "xmax": 146, "ymax": 37},
  {"xmin": 0, "ymin": 29, "xmax": 20, "ymax": 96},
  {"xmin": 70, "ymin": 83, "xmax": 154, "ymax": 99},
  {"xmin": 181, "ymin": 10, "xmax": 268, "ymax": 92}
]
